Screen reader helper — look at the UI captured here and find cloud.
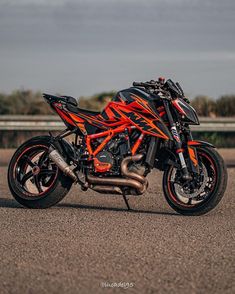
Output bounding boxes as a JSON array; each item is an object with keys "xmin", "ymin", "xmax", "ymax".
[
  {"xmin": 0, "ymin": 0, "xmax": 65, "ymax": 5},
  {"xmin": 0, "ymin": 0, "xmax": 203, "ymax": 7},
  {"xmin": 0, "ymin": 0, "xmax": 235, "ymax": 97}
]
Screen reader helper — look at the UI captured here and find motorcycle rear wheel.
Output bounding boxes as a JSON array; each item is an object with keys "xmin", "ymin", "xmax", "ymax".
[
  {"xmin": 8, "ymin": 136, "xmax": 73, "ymax": 209},
  {"xmin": 162, "ymin": 146, "xmax": 227, "ymax": 216}
]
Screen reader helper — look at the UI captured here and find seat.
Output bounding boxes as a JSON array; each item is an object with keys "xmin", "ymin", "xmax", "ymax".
[
  {"xmin": 43, "ymin": 93, "xmax": 101, "ymax": 116},
  {"xmin": 67, "ymin": 104, "xmax": 101, "ymax": 116},
  {"xmin": 65, "ymin": 98, "xmax": 101, "ymax": 116}
]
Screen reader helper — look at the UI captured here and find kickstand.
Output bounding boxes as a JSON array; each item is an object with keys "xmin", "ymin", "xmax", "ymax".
[{"xmin": 122, "ymin": 194, "xmax": 131, "ymax": 211}]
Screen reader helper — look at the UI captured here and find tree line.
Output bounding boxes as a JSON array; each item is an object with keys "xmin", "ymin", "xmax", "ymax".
[{"xmin": 0, "ymin": 89, "xmax": 235, "ymax": 116}]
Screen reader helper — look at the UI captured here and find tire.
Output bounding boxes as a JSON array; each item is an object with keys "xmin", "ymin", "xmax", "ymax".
[
  {"xmin": 8, "ymin": 136, "xmax": 73, "ymax": 209},
  {"xmin": 162, "ymin": 146, "xmax": 227, "ymax": 216}
]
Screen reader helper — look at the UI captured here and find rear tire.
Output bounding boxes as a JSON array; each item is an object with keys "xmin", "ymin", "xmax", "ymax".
[
  {"xmin": 162, "ymin": 147, "xmax": 227, "ymax": 216},
  {"xmin": 8, "ymin": 136, "xmax": 73, "ymax": 209}
]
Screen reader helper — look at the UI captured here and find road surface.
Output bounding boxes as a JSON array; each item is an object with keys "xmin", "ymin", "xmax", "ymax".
[{"xmin": 0, "ymin": 152, "xmax": 234, "ymax": 293}]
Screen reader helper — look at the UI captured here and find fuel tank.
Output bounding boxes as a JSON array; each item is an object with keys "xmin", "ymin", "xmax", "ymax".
[
  {"xmin": 112, "ymin": 87, "xmax": 159, "ymax": 104},
  {"xmin": 101, "ymin": 87, "xmax": 172, "ymax": 140}
]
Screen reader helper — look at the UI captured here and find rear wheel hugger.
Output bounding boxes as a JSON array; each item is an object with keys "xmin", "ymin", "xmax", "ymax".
[
  {"xmin": 8, "ymin": 136, "xmax": 73, "ymax": 209},
  {"xmin": 162, "ymin": 146, "xmax": 228, "ymax": 215}
]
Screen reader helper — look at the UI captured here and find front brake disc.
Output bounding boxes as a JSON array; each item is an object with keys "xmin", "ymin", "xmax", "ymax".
[{"xmin": 171, "ymin": 163, "xmax": 208, "ymax": 199}]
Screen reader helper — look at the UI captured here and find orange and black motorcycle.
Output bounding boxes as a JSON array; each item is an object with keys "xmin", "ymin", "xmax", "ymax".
[{"xmin": 8, "ymin": 78, "xmax": 227, "ymax": 215}]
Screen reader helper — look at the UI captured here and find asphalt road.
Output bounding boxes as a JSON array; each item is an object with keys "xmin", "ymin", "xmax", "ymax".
[{"xmin": 0, "ymin": 164, "xmax": 234, "ymax": 293}]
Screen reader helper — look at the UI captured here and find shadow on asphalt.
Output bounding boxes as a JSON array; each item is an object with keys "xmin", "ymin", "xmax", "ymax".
[
  {"xmin": 0, "ymin": 198, "xmax": 22, "ymax": 208},
  {"xmin": 57, "ymin": 203, "xmax": 179, "ymax": 216},
  {"xmin": 0, "ymin": 198, "xmax": 178, "ymax": 216}
]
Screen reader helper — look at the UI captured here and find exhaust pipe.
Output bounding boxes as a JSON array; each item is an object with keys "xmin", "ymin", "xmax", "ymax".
[
  {"xmin": 87, "ymin": 154, "xmax": 148, "ymax": 195},
  {"xmin": 91, "ymin": 185, "xmax": 122, "ymax": 195},
  {"xmin": 49, "ymin": 148, "xmax": 77, "ymax": 182},
  {"xmin": 87, "ymin": 174, "xmax": 144, "ymax": 192},
  {"xmin": 121, "ymin": 154, "xmax": 148, "ymax": 194}
]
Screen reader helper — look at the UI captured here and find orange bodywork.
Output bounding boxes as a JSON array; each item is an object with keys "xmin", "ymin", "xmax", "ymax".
[
  {"xmin": 53, "ymin": 92, "xmax": 172, "ymax": 172},
  {"xmin": 188, "ymin": 146, "xmax": 198, "ymax": 167}
]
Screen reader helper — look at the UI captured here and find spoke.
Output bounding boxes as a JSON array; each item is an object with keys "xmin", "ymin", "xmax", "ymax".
[
  {"xmin": 38, "ymin": 151, "xmax": 48, "ymax": 167},
  {"xmin": 39, "ymin": 169, "xmax": 56, "ymax": 176},
  {"xmin": 23, "ymin": 155, "xmax": 35, "ymax": 168},
  {"xmin": 34, "ymin": 176, "xmax": 43, "ymax": 193},
  {"xmin": 20, "ymin": 171, "xmax": 33, "ymax": 185}
]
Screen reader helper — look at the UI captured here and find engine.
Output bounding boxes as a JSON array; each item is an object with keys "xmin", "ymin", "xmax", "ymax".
[
  {"xmin": 92, "ymin": 131, "xmax": 147, "ymax": 176},
  {"xmin": 93, "ymin": 133, "xmax": 129, "ymax": 175},
  {"xmin": 93, "ymin": 150, "xmax": 115, "ymax": 173},
  {"xmin": 78, "ymin": 131, "xmax": 150, "ymax": 196}
]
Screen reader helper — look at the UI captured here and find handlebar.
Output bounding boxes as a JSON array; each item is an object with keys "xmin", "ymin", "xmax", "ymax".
[
  {"xmin": 132, "ymin": 78, "xmax": 188, "ymax": 102},
  {"xmin": 133, "ymin": 81, "xmax": 159, "ymax": 88},
  {"xmin": 133, "ymin": 81, "xmax": 144, "ymax": 87}
]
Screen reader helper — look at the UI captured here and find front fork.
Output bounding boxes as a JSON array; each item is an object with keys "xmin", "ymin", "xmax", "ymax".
[
  {"xmin": 163, "ymin": 100, "xmax": 193, "ymax": 181},
  {"xmin": 170, "ymin": 125, "xmax": 192, "ymax": 180}
]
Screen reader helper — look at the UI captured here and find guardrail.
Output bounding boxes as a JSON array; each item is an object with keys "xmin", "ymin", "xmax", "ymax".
[{"xmin": 0, "ymin": 115, "xmax": 235, "ymax": 132}]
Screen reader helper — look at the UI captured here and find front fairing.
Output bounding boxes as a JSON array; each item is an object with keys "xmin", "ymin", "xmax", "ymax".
[{"xmin": 172, "ymin": 98, "xmax": 199, "ymax": 125}]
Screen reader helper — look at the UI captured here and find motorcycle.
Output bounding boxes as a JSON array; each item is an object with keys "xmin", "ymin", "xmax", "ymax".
[{"xmin": 8, "ymin": 77, "xmax": 227, "ymax": 215}]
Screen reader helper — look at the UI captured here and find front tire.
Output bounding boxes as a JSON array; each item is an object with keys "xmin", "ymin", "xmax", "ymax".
[
  {"xmin": 8, "ymin": 136, "xmax": 73, "ymax": 209},
  {"xmin": 162, "ymin": 146, "xmax": 227, "ymax": 216}
]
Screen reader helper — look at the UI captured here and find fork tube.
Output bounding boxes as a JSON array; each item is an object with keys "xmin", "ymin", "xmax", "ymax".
[{"xmin": 163, "ymin": 100, "xmax": 191, "ymax": 180}]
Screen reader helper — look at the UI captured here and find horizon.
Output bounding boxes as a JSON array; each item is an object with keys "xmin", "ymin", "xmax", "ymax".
[{"xmin": 1, "ymin": 86, "xmax": 235, "ymax": 101}]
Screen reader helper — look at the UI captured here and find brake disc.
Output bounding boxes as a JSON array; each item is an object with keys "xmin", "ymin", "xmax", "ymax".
[{"xmin": 171, "ymin": 163, "xmax": 208, "ymax": 199}]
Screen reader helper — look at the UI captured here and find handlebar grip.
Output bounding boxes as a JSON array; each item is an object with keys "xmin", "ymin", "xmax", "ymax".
[{"xmin": 133, "ymin": 82, "xmax": 143, "ymax": 87}]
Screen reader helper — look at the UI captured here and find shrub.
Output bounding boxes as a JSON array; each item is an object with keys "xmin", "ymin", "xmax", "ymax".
[
  {"xmin": 0, "ymin": 89, "xmax": 235, "ymax": 117},
  {"xmin": 216, "ymin": 95, "xmax": 235, "ymax": 117},
  {"xmin": 191, "ymin": 95, "xmax": 216, "ymax": 117},
  {"xmin": 78, "ymin": 91, "xmax": 116, "ymax": 111}
]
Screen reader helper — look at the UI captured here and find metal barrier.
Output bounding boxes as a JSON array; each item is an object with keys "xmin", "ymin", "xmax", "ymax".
[{"xmin": 0, "ymin": 115, "xmax": 235, "ymax": 132}]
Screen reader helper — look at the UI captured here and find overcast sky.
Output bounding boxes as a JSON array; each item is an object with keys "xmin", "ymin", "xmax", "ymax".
[{"xmin": 0, "ymin": 0, "xmax": 235, "ymax": 98}]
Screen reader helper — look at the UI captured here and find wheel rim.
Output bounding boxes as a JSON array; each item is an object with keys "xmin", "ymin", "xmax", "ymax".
[
  {"xmin": 167, "ymin": 151, "xmax": 217, "ymax": 208},
  {"xmin": 13, "ymin": 145, "xmax": 58, "ymax": 198}
]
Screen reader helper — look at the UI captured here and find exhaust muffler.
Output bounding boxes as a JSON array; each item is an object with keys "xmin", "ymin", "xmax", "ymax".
[{"xmin": 49, "ymin": 148, "xmax": 77, "ymax": 182}]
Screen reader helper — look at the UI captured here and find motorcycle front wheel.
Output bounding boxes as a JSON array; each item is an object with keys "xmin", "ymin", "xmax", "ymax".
[
  {"xmin": 8, "ymin": 136, "xmax": 73, "ymax": 209},
  {"xmin": 162, "ymin": 146, "xmax": 227, "ymax": 216}
]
